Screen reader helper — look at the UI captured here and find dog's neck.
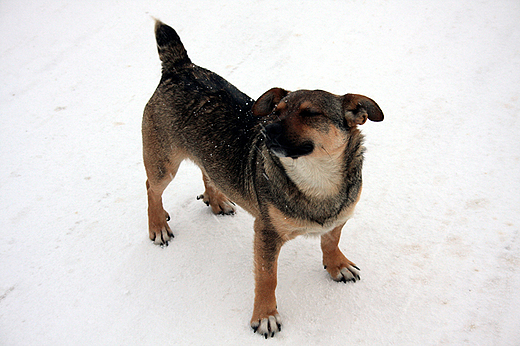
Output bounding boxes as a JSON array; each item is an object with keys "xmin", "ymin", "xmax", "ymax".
[{"xmin": 279, "ymin": 153, "xmax": 345, "ymax": 199}]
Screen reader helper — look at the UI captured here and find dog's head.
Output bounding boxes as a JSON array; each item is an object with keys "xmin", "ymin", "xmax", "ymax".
[{"xmin": 252, "ymin": 88, "xmax": 384, "ymax": 159}]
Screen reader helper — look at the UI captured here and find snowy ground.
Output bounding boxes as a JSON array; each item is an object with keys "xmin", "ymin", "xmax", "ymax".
[{"xmin": 1, "ymin": 0, "xmax": 519, "ymax": 345}]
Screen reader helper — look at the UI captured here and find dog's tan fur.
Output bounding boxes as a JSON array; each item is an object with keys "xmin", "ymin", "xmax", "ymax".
[{"xmin": 143, "ymin": 21, "xmax": 383, "ymax": 338}]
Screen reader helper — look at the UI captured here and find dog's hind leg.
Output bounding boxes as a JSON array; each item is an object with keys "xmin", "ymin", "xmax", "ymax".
[
  {"xmin": 321, "ymin": 225, "xmax": 361, "ymax": 283},
  {"xmin": 146, "ymin": 177, "xmax": 173, "ymax": 245},
  {"xmin": 197, "ymin": 172, "xmax": 236, "ymax": 215},
  {"xmin": 144, "ymin": 152, "xmax": 183, "ymax": 245}
]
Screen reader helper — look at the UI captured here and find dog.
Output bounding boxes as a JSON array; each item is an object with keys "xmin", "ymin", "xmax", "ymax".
[{"xmin": 142, "ymin": 20, "xmax": 383, "ymax": 338}]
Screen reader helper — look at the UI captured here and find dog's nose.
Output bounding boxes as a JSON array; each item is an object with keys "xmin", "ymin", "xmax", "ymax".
[
  {"xmin": 265, "ymin": 123, "xmax": 283, "ymax": 137},
  {"xmin": 264, "ymin": 123, "xmax": 283, "ymax": 151},
  {"xmin": 264, "ymin": 123, "xmax": 283, "ymax": 148}
]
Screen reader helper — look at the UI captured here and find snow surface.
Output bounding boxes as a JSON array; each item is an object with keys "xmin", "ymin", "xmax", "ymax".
[{"xmin": 1, "ymin": 1, "xmax": 520, "ymax": 345}]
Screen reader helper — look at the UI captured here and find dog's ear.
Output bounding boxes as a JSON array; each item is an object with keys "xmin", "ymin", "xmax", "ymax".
[
  {"xmin": 252, "ymin": 88, "xmax": 290, "ymax": 116},
  {"xmin": 343, "ymin": 94, "xmax": 384, "ymax": 126}
]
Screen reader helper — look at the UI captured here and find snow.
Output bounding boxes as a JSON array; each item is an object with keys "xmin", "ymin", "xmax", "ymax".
[{"xmin": 1, "ymin": 0, "xmax": 519, "ymax": 345}]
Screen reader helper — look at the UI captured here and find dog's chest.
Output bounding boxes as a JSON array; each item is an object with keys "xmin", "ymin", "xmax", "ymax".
[
  {"xmin": 280, "ymin": 156, "xmax": 344, "ymax": 198},
  {"xmin": 267, "ymin": 204, "xmax": 356, "ymax": 241}
]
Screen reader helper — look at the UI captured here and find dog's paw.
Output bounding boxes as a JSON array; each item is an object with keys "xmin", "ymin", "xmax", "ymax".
[
  {"xmin": 323, "ymin": 249, "xmax": 360, "ymax": 283},
  {"xmin": 325, "ymin": 264, "xmax": 361, "ymax": 283},
  {"xmin": 196, "ymin": 193, "xmax": 236, "ymax": 215},
  {"xmin": 335, "ymin": 265, "xmax": 360, "ymax": 283},
  {"xmin": 149, "ymin": 212, "xmax": 174, "ymax": 246},
  {"xmin": 251, "ymin": 314, "xmax": 282, "ymax": 339},
  {"xmin": 151, "ymin": 227, "xmax": 173, "ymax": 246}
]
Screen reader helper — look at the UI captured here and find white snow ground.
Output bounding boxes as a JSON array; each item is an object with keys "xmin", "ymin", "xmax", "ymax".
[{"xmin": 1, "ymin": 0, "xmax": 519, "ymax": 345}]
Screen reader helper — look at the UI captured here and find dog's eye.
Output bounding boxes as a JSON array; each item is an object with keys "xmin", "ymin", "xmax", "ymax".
[{"xmin": 300, "ymin": 109, "xmax": 321, "ymax": 118}]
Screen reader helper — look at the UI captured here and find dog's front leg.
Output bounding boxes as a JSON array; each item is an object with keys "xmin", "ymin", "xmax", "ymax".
[
  {"xmin": 250, "ymin": 219, "xmax": 283, "ymax": 338},
  {"xmin": 321, "ymin": 225, "xmax": 361, "ymax": 283}
]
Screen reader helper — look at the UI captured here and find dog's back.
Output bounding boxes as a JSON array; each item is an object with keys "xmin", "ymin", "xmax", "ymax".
[{"xmin": 143, "ymin": 21, "xmax": 261, "ymax": 212}]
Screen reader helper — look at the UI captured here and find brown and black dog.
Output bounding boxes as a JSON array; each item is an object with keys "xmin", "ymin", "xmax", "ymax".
[{"xmin": 142, "ymin": 21, "xmax": 383, "ymax": 338}]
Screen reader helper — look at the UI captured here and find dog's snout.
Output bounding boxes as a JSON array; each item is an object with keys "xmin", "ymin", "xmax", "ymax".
[
  {"xmin": 264, "ymin": 122, "xmax": 314, "ymax": 159},
  {"xmin": 264, "ymin": 123, "xmax": 283, "ymax": 146},
  {"xmin": 264, "ymin": 122, "xmax": 285, "ymax": 157},
  {"xmin": 265, "ymin": 123, "xmax": 283, "ymax": 137}
]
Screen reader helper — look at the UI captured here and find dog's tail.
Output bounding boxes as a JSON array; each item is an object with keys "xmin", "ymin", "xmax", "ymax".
[{"xmin": 154, "ymin": 20, "xmax": 192, "ymax": 73}]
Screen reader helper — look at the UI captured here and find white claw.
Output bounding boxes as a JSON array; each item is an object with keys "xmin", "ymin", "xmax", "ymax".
[
  {"xmin": 254, "ymin": 314, "xmax": 282, "ymax": 338},
  {"xmin": 154, "ymin": 229, "xmax": 171, "ymax": 245},
  {"xmin": 335, "ymin": 265, "xmax": 361, "ymax": 282},
  {"xmin": 340, "ymin": 267, "xmax": 355, "ymax": 281},
  {"xmin": 259, "ymin": 318, "xmax": 268, "ymax": 335},
  {"xmin": 348, "ymin": 265, "xmax": 361, "ymax": 280}
]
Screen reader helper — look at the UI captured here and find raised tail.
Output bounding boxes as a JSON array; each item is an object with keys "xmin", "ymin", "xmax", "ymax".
[{"xmin": 154, "ymin": 20, "xmax": 191, "ymax": 73}]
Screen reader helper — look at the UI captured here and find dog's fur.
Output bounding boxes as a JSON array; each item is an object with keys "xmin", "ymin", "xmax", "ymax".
[{"xmin": 143, "ymin": 21, "xmax": 383, "ymax": 338}]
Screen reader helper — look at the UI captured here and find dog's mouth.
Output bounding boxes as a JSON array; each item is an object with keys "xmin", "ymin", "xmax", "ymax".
[{"xmin": 264, "ymin": 123, "xmax": 314, "ymax": 159}]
